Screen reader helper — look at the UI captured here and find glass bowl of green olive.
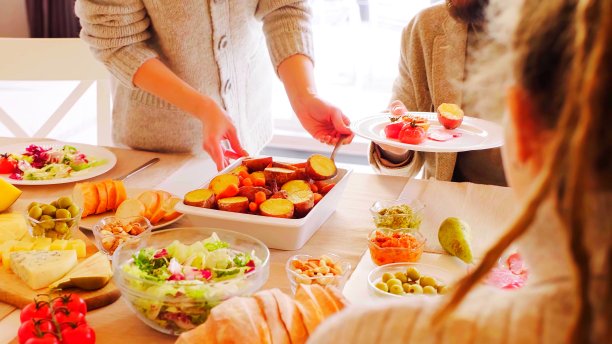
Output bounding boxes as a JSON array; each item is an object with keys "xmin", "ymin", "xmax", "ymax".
[
  {"xmin": 26, "ymin": 196, "xmax": 82, "ymax": 240},
  {"xmin": 368, "ymin": 262, "xmax": 451, "ymax": 298}
]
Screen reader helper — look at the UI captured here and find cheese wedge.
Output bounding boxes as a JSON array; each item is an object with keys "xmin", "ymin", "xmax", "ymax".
[
  {"xmin": 0, "ymin": 213, "xmax": 28, "ymax": 244},
  {"xmin": 10, "ymin": 250, "xmax": 77, "ymax": 289},
  {"xmin": 50, "ymin": 252, "xmax": 111, "ymax": 290},
  {"xmin": 0, "ymin": 180, "xmax": 22, "ymax": 212},
  {"xmin": 50, "ymin": 239, "xmax": 68, "ymax": 250}
]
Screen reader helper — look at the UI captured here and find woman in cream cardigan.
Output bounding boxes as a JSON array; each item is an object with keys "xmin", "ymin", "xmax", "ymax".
[
  {"xmin": 75, "ymin": 0, "xmax": 353, "ymax": 170},
  {"xmin": 311, "ymin": 0, "xmax": 610, "ymax": 342}
]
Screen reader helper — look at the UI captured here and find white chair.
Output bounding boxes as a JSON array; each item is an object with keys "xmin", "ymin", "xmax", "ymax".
[{"xmin": 0, "ymin": 38, "xmax": 112, "ymax": 145}]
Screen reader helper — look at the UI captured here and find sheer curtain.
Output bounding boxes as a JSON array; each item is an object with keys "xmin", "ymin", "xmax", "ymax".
[{"xmin": 26, "ymin": 0, "xmax": 80, "ymax": 38}]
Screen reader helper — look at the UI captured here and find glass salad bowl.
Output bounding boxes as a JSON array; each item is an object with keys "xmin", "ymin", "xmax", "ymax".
[{"xmin": 112, "ymin": 227, "xmax": 270, "ymax": 335}]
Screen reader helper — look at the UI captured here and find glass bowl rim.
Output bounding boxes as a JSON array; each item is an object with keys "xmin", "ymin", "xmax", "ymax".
[
  {"xmin": 367, "ymin": 229, "xmax": 427, "ymax": 250},
  {"xmin": 113, "ymin": 227, "xmax": 271, "ymax": 290}
]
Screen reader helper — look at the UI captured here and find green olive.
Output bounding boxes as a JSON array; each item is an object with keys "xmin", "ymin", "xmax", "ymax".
[
  {"xmin": 375, "ymin": 282, "xmax": 389, "ymax": 292},
  {"xmin": 46, "ymin": 231, "xmax": 58, "ymax": 239},
  {"xmin": 409, "ymin": 284, "xmax": 423, "ymax": 294},
  {"xmin": 406, "ymin": 267, "xmax": 420, "ymax": 281},
  {"xmin": 389, "ymin": 284, "xmax": 404, "ymax": 295},
  {"xmin": 57, "ymin": 196, "xmax": 74, "ymax": 209},
  {"xmin": 27, "ymin": 202, "xmax": 40, "ymax": 211},
  {"xmin": 402, "ymin": 283, "xmax": 411, "ymax": 293},
  {"xmin": 55, "ymin": 209, "xmax": 71, "ymax": 220},
  {"xmin": 419, "ymin": 276, "xmax": 436, "ymax": 288},
  {"xmin": 381, "ymin": 272, "xmax": 394, "ymax": 283},
  {"xmin": 54, "ymin": 222, "xmax": 69, "ymax": 234},
  {"xmin": 28, "ymin": 206, "xmax": 43, "ymax": 220},
  {"xmin": 394, "ymin": 272, "xmax": 408, "ymax": 283},
  {"xmin": 67, "ymin": 205, "xmax": 80, "ymax": 218},
  {"xmin": 423, "ymin": 286, "xmax": 438, "ymax": 295},
  {"xmin": 41, "ymin": 205, "xmax": 57, "ymax": 217},
  {"xmin": 50, "ymin": 201, "xmax": 60, "ymax": 208},
  {"xmin": 40, "ymin": 218, "xmax": 55, "ymax": 230},
  {"xmin": 437, "ymin": 285, "xmax": 449, "ymax": 295},
  {"xmin": 31, "ymin": 225, "xmax": 44, "ymax": 237},
  {"xmin": 386, "ymin": 278, "xmax": 402, "ymax": 288}
]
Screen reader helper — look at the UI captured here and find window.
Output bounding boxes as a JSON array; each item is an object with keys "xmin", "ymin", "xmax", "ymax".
[{"xmin": 268, "ymin": 0, "xmax": 434, "ymax": 156}]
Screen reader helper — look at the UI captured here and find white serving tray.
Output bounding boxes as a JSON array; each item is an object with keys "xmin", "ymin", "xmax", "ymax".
[{"xmin": 175, "ymin": 158, "xmax": 353, "ymax": 250}]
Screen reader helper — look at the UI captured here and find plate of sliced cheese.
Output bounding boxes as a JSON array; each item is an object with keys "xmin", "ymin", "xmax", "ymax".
[
  {"xmin": 0, "ymin": 213, "xmax": 120, "ymax": 309},
  {"xmin": 72, "ymin": 180, "xmax": 184, "ymax": 231}
]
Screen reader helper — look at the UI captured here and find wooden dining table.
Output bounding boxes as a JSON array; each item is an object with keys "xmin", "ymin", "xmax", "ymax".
[{"xmin": 0, "ymin": 137, "xmax": 514, "ymax": 343}]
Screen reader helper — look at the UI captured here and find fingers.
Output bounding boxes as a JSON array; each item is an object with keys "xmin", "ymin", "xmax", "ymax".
[
  {"xmin": 225, "ymin": 127, "xmax": 249, "ymax": 157},
  {"xmin": 389, "ymin": 100, "xmax": 408, "ymax": 116},
  {"xmin": 204, "ymin": 138, "xmax": 225, "ymax": 171},
  {"xmin": 223, "ymin": 148, "xmax": 242, "ymax": 160},
  {"xmin": 331, "ymin": 109, "xmax": 353, "ymax": 135}
]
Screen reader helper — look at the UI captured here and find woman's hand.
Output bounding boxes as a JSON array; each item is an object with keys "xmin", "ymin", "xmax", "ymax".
[
  {"xmin": 278, "ymin": 55, "xmax": 354, "ymax": 145},
  {"xmin": 196, "ymin": 99, "xmax": 248, "ymax": 171},
  {"xmin": 293, "ymin": 94, "xmax": 354, "ymax": 145}
]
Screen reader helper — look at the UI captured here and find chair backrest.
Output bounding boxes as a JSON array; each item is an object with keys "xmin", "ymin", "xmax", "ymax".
[{"xmin": 0, "ymin": 38, "xmax": 112, "ymax": 145}]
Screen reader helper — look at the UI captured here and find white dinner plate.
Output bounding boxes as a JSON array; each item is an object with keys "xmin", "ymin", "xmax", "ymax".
[
  {"xmin": 0, "ymin": 141, "xmax": 117, "ymax": 185},
  {"xmin": 80, "ymin": 188, "xmax": 184, "ymax": 231},
  {"xmin": 351, "ymin": 112, "xmax": 504, "ymax": 153}
]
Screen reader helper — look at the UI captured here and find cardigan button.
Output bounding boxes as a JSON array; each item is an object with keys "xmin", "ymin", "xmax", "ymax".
[{"xmin": 218, "ymin": 35, "xmax": 228, "ymax": 50}]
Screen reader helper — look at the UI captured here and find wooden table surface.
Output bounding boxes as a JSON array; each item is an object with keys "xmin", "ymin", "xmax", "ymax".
[{"xmin": 0, "ymin": 137, "xmax": 408, "ymax": 343}]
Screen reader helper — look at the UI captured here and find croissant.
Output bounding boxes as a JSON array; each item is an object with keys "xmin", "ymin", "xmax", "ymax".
[{"xmin": 175, "ymin": 285, "xmax": 347, "ymax": 344}]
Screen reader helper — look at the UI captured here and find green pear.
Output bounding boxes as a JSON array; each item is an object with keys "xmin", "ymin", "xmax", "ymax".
[{"xmin": 438, "ymin": 217, "xmax": 474, "ymax": 263}]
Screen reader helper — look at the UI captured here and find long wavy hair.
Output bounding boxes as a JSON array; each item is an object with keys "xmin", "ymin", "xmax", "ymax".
[{"xmin": 436, "ymin": 0, "xmax": 611, "ymax": 342}]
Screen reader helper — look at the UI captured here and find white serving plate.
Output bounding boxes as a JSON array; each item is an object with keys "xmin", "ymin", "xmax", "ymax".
[
  {"xmin": 0, "ymin": 141, "xmax": 116, "ymax": 185},
  {"xmin": 175, "ymin": 158, "xmax": 353, "ymax": 250},
  {"xmin": 351, "ymin": 112, "xmax": 504, "ymax": 153},
  {"xmin": 80, "ymin": 188, "xmax": 184, "ymax": 231}
]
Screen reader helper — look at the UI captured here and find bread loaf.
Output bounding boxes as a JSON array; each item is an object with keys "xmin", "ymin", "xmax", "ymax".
[{"xmin": 175, "ymin": 285, "xmax": 347, "ymax": 344}]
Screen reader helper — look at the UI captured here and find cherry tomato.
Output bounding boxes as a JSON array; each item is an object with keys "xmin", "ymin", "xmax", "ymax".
[
  {"xmin": 24, "ymin": 334, "xmax": 59, "ymax": 344},
  {"xmin": 61, "ymin": 324, "xmax": 96, "ymax": 344},
  {"xmin": 18, "ymin": 319, "xmax": 55, "ymax": 344},
  {"xmin": 54, "ymin": 307, "xmax": 86, "ymax": 331},
  {"xmin": 384, "ymin": 122, "xmax": 405, "ymax": 140},
  {"xmin": 398, "ymin": 122, "xmax": 427, "ymax": 145},
  {"xmin": 20, "ymin": 301, "xmax": 51, "ymax": 323},
  {"xmin": 52, "ymin": 294, "xmax": 87, "ymax": 316},
  {"xmin": 0, "ymin": 154, "xmax": 16, "ymax": 174}
]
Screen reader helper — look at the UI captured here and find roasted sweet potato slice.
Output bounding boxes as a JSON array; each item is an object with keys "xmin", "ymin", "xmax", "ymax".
[
  {"xmin": 183, "ymin": 189, "xmax": 216, "ymax": 208},
  {"xmin": 94, "ymin": 182, "xmax": 108, "ymax": 215},
  {"xmin": 242, "ymin": 156, "xmax": 273, "ymax": 172},
  {"xmin": 217, "ymin": 196, "xmax": 249, "ymax": 213},
  {"xmin": 306, "ymin": 154, "xmax": 337, "ymax": 181},
  {"xmin": 270, "ymin": 190, "xmax": 288, "ymax": 199},
  {"xmin": 103, "ymin": 180, "xmax": 117, "ymax": 211},
  {"xmin": 281, "ymin": 180, "xmax": 311, "ymax": 195},
  {"xmin": 259, "ymin": 198, "xmax": 294, "ymax": 218},
  {"xmin": 72, "ymin": 182, "xmax": 99, "ymax": 218},
  {"xmin": 238, "ymin": 186, "xmax": 272, "ymax": 202},
  {"xmin": 287, "ymin": 190, "xmax": 314, "ymax": 216},
  {"xmin": 209, "ymin": 174, "xmax": 240, "ymax": 198},
  {"xmin": 230, "ymin": 165, "xmax": 249, "ymax": 176},
  {"xmin": 113, "ymin": 180, "xmax": 128, "ymax": 210},
  {"xmin": 264, "ymin": 167, "xmax": 299, "ymax": 186},
  {"xmin": 250, "ymin": 171, "xmax": 266, "ymax": 187},
  {"xmin": 314, "ymin": 180, "xmax": 336, "ymax": 195}
]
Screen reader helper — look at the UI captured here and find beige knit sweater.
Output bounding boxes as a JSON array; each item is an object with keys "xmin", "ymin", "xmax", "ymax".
[
  {"xmin": 308, "ymin": 193, "xmax": 611, "ymax": 343},
  {"xmin": 369, "ymin": 4, "xmax": 506, "ymax": 183},
  {"xmin": 75, "ymin": 0, "xmax": 314, "ymax": 154}
]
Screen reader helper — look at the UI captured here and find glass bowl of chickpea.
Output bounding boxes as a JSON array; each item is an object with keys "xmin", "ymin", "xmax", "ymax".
[
  {"xmin": 285, "ymin": 253, "xmax": 351, "ymax": 294},
  {"xmin": 92, "ymin": 216, "xmax": 152, "ymax": 257}
]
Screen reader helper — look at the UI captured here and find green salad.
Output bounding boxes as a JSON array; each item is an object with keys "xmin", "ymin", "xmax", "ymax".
[
  {"xmin": 3, "ymin": 144, "xmax": 105, "ymax": 180},
  {"xmin": 120, "ymin": 233, "xmax": 261, "ymax": 333}
]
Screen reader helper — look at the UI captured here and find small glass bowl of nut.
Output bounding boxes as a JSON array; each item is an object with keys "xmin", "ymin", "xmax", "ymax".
[
  {"xmin": 285, "ymin": 253, "xmax": 351, "ymax": 294},
  {"xmin": 92, "ymin": 216, "xmax": 152, "ymax": 257},
  {"xmin": 26, "ymin": 197, "xmax": 82, "ymax": 240}
]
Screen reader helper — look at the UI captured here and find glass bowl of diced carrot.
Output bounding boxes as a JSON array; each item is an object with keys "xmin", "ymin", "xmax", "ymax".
[{"xmin": 368, "ymin": 229, "xmax": 426, "ymax": 265}]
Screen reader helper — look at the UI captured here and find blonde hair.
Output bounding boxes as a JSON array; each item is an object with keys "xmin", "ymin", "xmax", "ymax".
[{"xmin": 436, "ymin": 0, "xmax": 611, "ymax": 342}]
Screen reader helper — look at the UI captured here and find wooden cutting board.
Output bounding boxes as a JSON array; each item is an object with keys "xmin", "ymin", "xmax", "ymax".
[{"xmin": 0, "ymin": 229, "xmax": 121, "ymax": 310}]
